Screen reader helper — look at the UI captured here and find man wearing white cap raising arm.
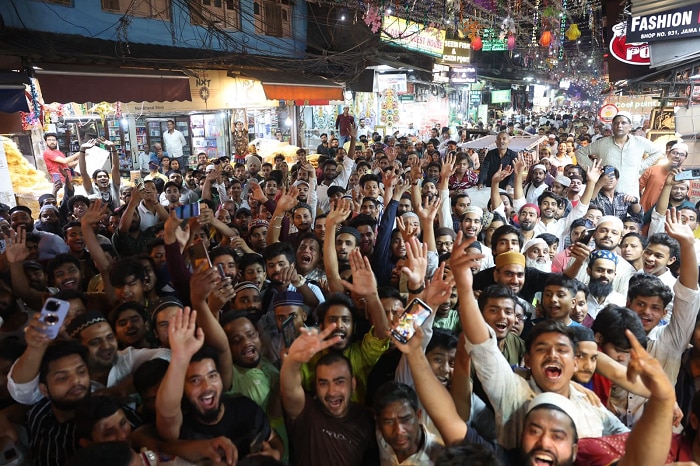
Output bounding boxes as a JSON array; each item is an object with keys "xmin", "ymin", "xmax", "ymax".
[
  {"xmin": 393, "ymin": 317, "xmax": 675, "ymax": 466},
  {"xmin": 576, "ymin": 111, "xmax": 664, "ymax": 199}
]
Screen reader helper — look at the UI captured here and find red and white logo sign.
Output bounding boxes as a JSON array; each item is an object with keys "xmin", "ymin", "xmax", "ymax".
[
  {"xmin": 599, "ymin": 104, "xmax": 619, "ymax": 123},
  {"xmin": 609, "ymin": 21, "xmax": 651, "ymax": 65}
]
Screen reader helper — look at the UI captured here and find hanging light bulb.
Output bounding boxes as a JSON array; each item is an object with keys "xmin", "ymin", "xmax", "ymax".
[
  {"xmin": 539, "ymin": 30, "xmax": 552, "ymax": 47},
  {"xmin": 471, "ymin": 35, "xmax": 483, "ymax": 51},
  {"xmin": 507, "ymin": 34, "xmax": 516, "ymax": 51},
  {"xmin": 565, "ymin": 23, "xmax": 581, "ymax": 41}
]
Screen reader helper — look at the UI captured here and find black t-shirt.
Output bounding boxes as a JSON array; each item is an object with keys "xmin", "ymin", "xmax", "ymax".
[
  {"xmin": 287, "ymin": 394, "xmax": 379, "ymax": 466},
  {"xmin": 180, "ymin": 394, "xmax": 271, "ymax": 457}
]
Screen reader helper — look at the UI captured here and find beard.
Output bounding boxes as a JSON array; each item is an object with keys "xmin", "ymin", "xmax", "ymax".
[
  {"xmin": 588, "ymin": 278, "xmax": 613, "ymax": 298},
  {"xmin": 526, "ymin": 257, "xmax": 552, "ymax": 273},
  {"xmin": 49, "ymin": 388, "xmax": 89, "ymax": 411}
]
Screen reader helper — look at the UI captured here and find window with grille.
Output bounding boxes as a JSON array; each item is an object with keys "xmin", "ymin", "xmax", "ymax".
[
  {"xmin": 190, "ymin": 0, "xmax": 240, "ymax": 30},
  {"xmin": 253, "ymin": 0, "xmax": 291, "ymax": 37},
  {"xmin": 100, "ymin": 0, "xmax": 170, "ymax": 19}
]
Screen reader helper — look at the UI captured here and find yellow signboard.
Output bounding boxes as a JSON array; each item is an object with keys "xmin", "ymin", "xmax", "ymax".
[{"xmin": 381, "ymin": 16, "xmax": 446, "ymax": 57}]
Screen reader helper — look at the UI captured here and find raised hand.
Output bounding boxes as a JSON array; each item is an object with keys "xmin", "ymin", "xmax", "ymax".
[
  {"xmin": 287, "ymin": 324, "xmax": 342, "ymax": 364},
  {"xmin": 340, "ymin": 249, "xmax": 378, "ymax": 296},
  {"xmin": 391, "ymin": 322, "xmax": 425, "ymax": 355},
  {"xmin": 393, "ymin": 178, "xmax": 411, "ymax": 198},
  {"xmin": 665, "ymin": 207, "xmax": 695, "ymax": 243},
  {"xmin": 205, "ymin": 169, "xmax": 220, "ymax": 184},
  {"xmin": 163, "ymin": 209, "xmax": 190, "ymax": 249},
  {"xmin": 189, "ymin": 264, "xmax": 220, "ymax": 304},
  {"xmin": 492, "ymin": 165, "xmax": 513, "ymax": 184},
  {"xmin": 401, "ymin": 237, "xmax": 428, "ymax": 288},
  {"xmin": 79, "ymin": 139, "xmax": 97, "ymax": 152},
  {"xmin": 585, "ymin": 158, "xmax": 603, "ymax": 185},
  {"xmin": 276, "ymin": 185, "xmax": 300, "ymax": 212},
  {"xmin": 383, "ymin": 169, "xmax": 398, "ymax": 189},
  {"xmin": 512, "ymin": 155, "xmax": 527, "ymax": 177},
  {"xmin": 441, "ymin": 153, "xmax": 457, "ymax": 180},
  {"xmin": 449, "ymin": 231, "xmax": 485, "ymax": 289},
  {"xmin": 80, "ymin": 200, "xmax": 109, "ymax": 227},
  {"xmin": 665, "ymin": 168, "xmax": 683, "ymax": 186},
  {"xmin": 248, "ymin": 182, "xmax": 268, "ymax": 204},
  {"xmin": 169, "ymin": 307, "xmax": 204, "ymax": 362},
  {"xmin": 424, "ymin": 262, "xmax": 456, "ymax": 310},
  {"xmin": 415, "ymin": 195, "xmax": 441, "ymax": 223},
  {"xmin": 4, "ymin": 227, "xmax": 29, "ymax": 264},
  {"xmin": 326, "ymin": 198, "xmax": 352, "ymax": 226}
]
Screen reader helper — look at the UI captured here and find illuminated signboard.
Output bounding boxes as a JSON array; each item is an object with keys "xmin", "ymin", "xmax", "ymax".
[
  {"xmin": 381, "ymin": 16, "xmax": 446, "ymax": 57},
  {"xmin": 442, "ymin": 39, "xmax": 471, "ymax": 64},
  {"xmin": 450, "ymin": 66, "xmax": 477, "ymax": 84},
  {"xmin": 481, "ymin": 28, "xmax": 507, "ymax": 52}
]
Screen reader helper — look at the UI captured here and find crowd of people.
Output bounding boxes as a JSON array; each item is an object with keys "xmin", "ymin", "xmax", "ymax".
[{"xmin": 0, "ymin": 108, "xmax": 697, "ymax": 466}]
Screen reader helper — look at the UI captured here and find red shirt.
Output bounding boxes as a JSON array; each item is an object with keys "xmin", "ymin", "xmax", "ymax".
[{"xmin": 43, "ymin": 148, "xmax": 67, "ymax": 181}]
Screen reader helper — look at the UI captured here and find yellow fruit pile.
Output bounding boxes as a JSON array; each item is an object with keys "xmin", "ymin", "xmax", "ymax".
[{"xmin": 2, "ymin": 136, "xmax": 53, "ymax": 201}]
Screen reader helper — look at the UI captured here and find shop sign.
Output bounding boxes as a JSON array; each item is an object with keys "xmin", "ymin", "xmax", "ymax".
[
  {"xmin": 602, "ymin": 95, "xmax": 660, "ymax": 113},
  {"xmin": 481, "ymin": 28, "xmax": 507, "ymax": 52},
  {"xmin": 433, "ymin": 64, "xmax": 450, "ymax": 84},
  {"xmin": 450, "ymin": 66, "xmax": 477, "ymax": 84},
  {"xmin": 627, "ymin": 4, "xmax": 700, "ymax": 43},
  {"xmin": 599, "ymin": 104, "xmax": 618, "ymax": 123},
  {"xmin": 377, "ymin": 73, "xmax": 408, "ymax": 93},
  {"xmin": 399, "ymin": 94, "xmax": 415, "ymax": 102},
  {"xmin": 470, "ymin": 90, "xmax": 481, "ymax": 105},
  {"xmin": 381, "ymin": 16, "xmax": 446, "ymax": 57},
  {"xmin": 442, "ymin": 40, "xmax": 471, "ymax": 64},
  {"xmin": 609, "ymin": 21, "xmax": 650, "ymax": 65}
]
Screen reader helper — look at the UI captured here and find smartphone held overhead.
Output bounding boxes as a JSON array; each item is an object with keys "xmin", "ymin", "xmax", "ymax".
[
  {"xmin": 675, "ymin": 169, "xmax": 700, "ymax": 181},
  {"xmin": 390, "ymin": 298, "xmax": 433, "ymax": 344},
  {"xmin": 39, "ymin": 298, "xmax": 70, "ymax": 339}
]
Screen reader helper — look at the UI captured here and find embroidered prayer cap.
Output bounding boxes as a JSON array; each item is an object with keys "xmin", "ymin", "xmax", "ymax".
[
  {"xmin": 66, "ymin": 310, "xmax": 107, "ymax": 338},
  {"xmin": 149, "ymin": 296, "xmax": 184, "ymax": 322},
  {"xmin": 463, "ymin": 206, "xmax": 484, "ymax": 218},
  {"xmin": 248, "ymin": 219, "xmax": 269, "ymax": 230},
  {"xmin": 273, "ymin": 291, "xmax": 305, "ymax": 308},
  {"xmin": 589, "ymin": 249, "xmax": 619, "ymax": 265},
  {"xmin": 495, "ymin": 251, "xmax": 526, "ymax": 269}
]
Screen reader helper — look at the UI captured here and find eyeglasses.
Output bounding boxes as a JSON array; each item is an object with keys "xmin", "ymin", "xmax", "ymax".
[
  {"xmin": 436, "ymin": 241, "xmax": 454, "ymax": 248},
  {"xmin": 669, "ymin": 151, "xmax": 687, "ymax": 157}
]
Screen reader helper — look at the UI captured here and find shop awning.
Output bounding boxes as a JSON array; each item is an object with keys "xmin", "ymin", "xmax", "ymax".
[
  {"xmin": 238, "ymin": 70, "xmax": 343, "ymax": 102},
  {"xmin": 0, "ymin": 86, "xmax": 29, "ymax": 113},
  {"xmin": 35, "ymin": 67, "xmax": 192, "ymax": 104}
]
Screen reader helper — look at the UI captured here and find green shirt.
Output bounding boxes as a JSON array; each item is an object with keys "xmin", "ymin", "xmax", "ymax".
[
  {"xmin": 301, "ymin": 328, "xmax": 391, "ymax": 405},
  {"xmin": 433, "ymin": 310, "xmax": 462, "ymax": 333}
]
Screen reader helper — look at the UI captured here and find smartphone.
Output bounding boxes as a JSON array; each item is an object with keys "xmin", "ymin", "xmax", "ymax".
[
  {"xmin": 189, "ymin": 242, "xmax": 211, "ymax": 270},
  {"xmin": 578, "ymin": 228, "xmax": 596, "ymax": 245},
  {"xmin": 604, "ymin": 166, "xmax": 615, "ymax": 177},
  {"xmin": 216, "ymin": 263, "xmax": 226, "ymax": 280},
  {"xmin": 51, "ymin": 173, "xmax": 61, "ymax": 182},
  {"xmin": 175, "ymin": 203, "xmax": 200, "ymax": 219},
  {"xmin": 675, "ymin": 169, "xmax": 700, "ymax": 181},
  {"xmin": 390, "ymin": 298, "xmax": 433, "ymax": 344},
  {"xmin": 39, "ymin": 298, "xmax": 70, "ymax": 340},
  {"xmin": 134, "ymin": 177, "xmax": 144, "ymax": 190},
  {"xmin": 282, "ymin": 314, "xmax": 297, "ymax": 348}
]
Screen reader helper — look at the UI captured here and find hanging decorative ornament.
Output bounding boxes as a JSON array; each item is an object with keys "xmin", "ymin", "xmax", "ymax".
[
  {"xmin": 471, "ymin": 35, "xmax": 483, "ymax": 51},
  {"xmin": 507, "ymin": 34, "xmax": 516, "ymax": 51},
  {"xmin": 565, "ymin": 23, "xmax": 581, "ymax": 41},
  {"xmin": 539, "ymin": 30, "xmax": 552, "ymax": 47}
]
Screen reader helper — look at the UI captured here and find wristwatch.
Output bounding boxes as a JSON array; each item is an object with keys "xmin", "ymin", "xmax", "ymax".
[{"xmin": 293, "ymin": 276, "xmax": 307, "ymax": 288}]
